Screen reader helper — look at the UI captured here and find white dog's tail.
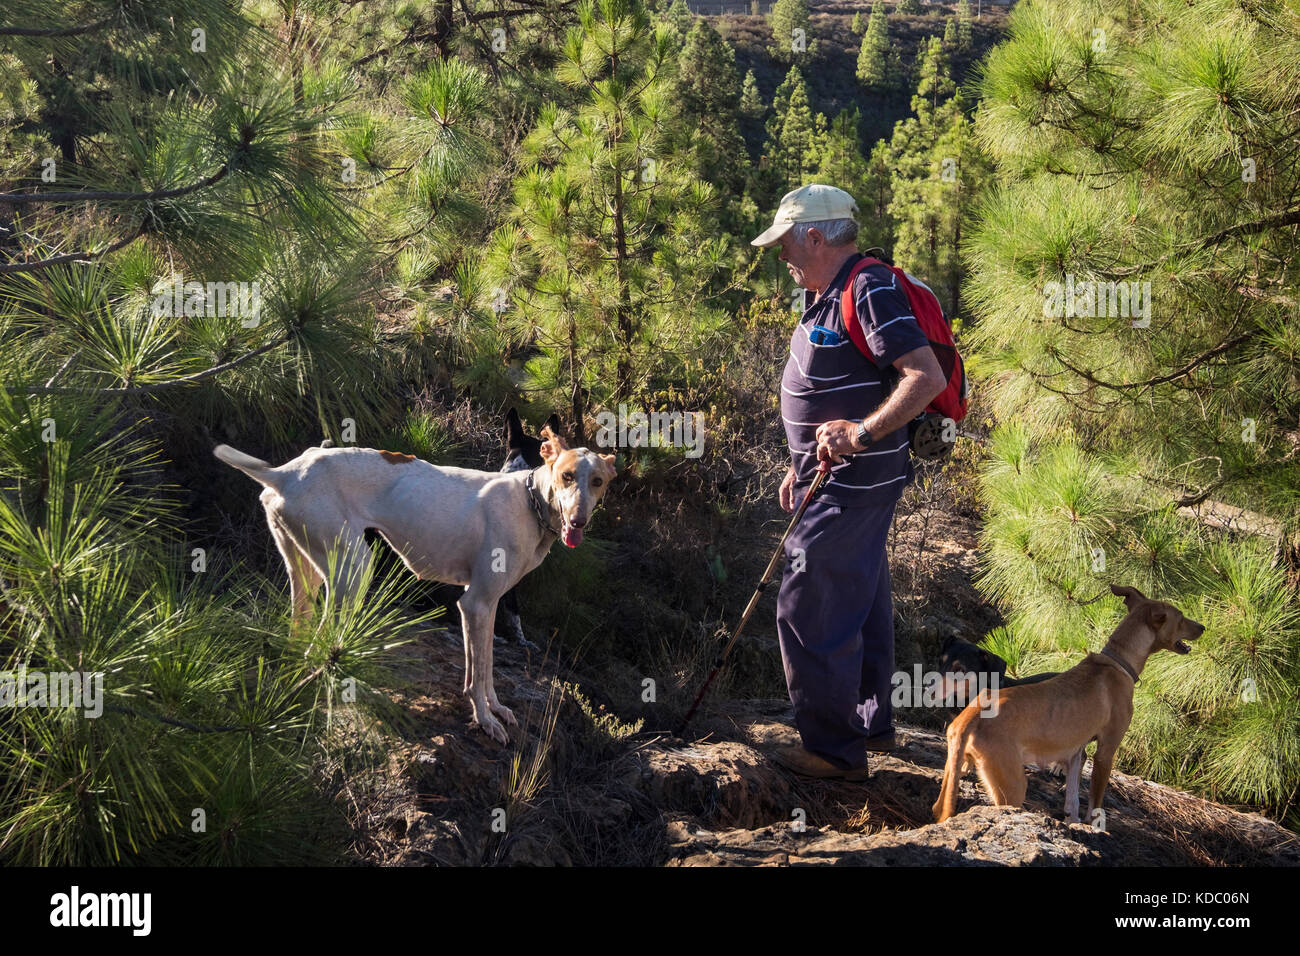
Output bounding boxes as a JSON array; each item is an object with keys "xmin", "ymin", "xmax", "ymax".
[{"xmin": 213, "ymin": 444, "xmax": 280, "ymax": 488}]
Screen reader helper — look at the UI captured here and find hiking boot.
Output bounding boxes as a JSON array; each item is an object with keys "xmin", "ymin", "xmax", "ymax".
[
  {"xmin": 772, "ymin": 744, "xmax": 869, "ymax": 781},
  {"xmin": 865, "ymin": 730, "xmax": 897, "ymax": 753}
]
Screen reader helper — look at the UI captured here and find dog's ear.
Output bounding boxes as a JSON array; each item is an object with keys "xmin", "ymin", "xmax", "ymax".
[
  {"xmin": 939, "ymin": 635, "xmax": 956, "ymax": 654},
  {"xmin": 1145, "ymin": 604, "xmax": 1169, "ymax": 633},
  {"xmin": 1111, "ymin": 584, "xmax": 1147, "ymax": 609},
  {"xmin": 545, "ymin": 413, "xmax": 563, "ymax": 436},
  {"xmin": 599, "ymin": 452, "xmax": 617, "ymax": 480},
  {"xmin": 539, "ymin": 425, "xmax": 568, "ymax": 463},
  {"xmin": 505, "ymin": 407, "xmax": 523, "ymax": 445}
]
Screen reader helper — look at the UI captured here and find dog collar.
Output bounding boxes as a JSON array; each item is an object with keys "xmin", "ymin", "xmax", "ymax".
[
  {"xmin": 1099, "ymin": 647, "xmax": 1140, "ymax": 685},
  {"xmin": 524, "ymin": 469, "xmax": 560, "ymax": 537}
]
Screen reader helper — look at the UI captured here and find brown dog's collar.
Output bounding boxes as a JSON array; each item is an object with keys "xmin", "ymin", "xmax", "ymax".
[{"xmin": 1099, "ymin": 647, "xmax": 1139, "ymax": 685}]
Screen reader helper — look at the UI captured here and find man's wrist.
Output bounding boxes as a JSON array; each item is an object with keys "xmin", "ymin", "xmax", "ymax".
[{"xmin": 853, "ymin": 419, "xmax": 874, "ymax": 451}]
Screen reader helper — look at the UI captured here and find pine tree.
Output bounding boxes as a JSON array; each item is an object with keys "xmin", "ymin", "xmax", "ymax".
[
  {"xmin": 861, "ymin": 138, "xmax": 897, "ymax": 245},
  {"xmin": 763, "ymin": 67, "xmax": 821, "ymax": 192},
  {"xmin": 0, "ymin": 0, "xmax": 465, "ymax": 865},
  {"xmin": 881, "ymin": 36, "xmax": 986, "ymax": 318},
  {"xmin": 491, "ymin": 0, "xmax": 729, "ymax": 436},
  {"xmin": 896, "ymin": 0, "xmax": 920, "ymax": 14},
  {"xmin": 943, "ymin": 16, "xmax": 958, "ymax": 50},
  {"xmin": 967, "ymin": 0, "xmax": 1300, "ymax": 820},
  {"xmin": 911, "ymin": 34, "xmax": 956, "ymax": 125},
  {"xmin": 768, "ymin": 0, "xmax": 814, "ymax": 63},
  {"xmin": 672, "ymin": 19, "xmax": 752, "ymax": 235},
  {"xmin": 856, "ymin": 2, "xmax": 893, "ymax": 93},
  {"xmin": 659, "ymin": 0, "xmax": 694, "ymax": 41},
  {"xmin": 740, "ymin": 69, "xmax": 764, "ymax": 119},
  {"xmin": 956, "ymin": 0, "xmax": 973, "ymax": 48},
  {"xmin": 852, "ymin": 11, "xmax": 866, "ymax": 34},
  {"xmin": 811, "ymin": 108, "xmax": 870, "ymax": 214}
]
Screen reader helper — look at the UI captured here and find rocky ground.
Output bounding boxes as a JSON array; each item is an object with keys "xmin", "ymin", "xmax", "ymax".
[{"xmin": 345, "ymin": 623, "xmax": 1300, "ymax": 867}]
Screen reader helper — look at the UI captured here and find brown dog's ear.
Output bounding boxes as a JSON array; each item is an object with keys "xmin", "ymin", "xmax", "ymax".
[
  {"xmin": 599, "ymin": 452, "xmax": 617, "ymax": 479},
  {"xmin": 1111, "ymin": 584, "xmax": 1147, "ymax": 609},
  {"xmin": 1146, "ymin": 604, "xmax": 1168, "ymax": 632}
]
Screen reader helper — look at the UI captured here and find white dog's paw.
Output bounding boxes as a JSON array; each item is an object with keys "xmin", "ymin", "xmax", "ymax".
[
  {"xmin": 469, "ymin": 697, "xmax": 510, "ymax": 744},
  {"xmin": 490, "ymin": 698, "xmax": 518, "ymax": 728},
  {"xmin": 472, "ymin": 712, "xmax": 510, "ymax": 745}
]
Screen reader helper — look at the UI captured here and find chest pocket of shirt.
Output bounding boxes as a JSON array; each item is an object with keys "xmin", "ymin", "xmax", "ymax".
[{"xmin": 799, "ymin": 312, "xmax": 868, "ymax": 386}]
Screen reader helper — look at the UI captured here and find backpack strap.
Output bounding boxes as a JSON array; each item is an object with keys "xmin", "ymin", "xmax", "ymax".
[{"xmin": 840, "ymin": 255, "xmax": 880, "ymax": 365}]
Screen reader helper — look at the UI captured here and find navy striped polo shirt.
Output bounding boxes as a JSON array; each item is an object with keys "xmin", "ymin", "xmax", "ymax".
[{"xmin": 781, "ymin": 253, "xmax": 933, "ymax": 507}]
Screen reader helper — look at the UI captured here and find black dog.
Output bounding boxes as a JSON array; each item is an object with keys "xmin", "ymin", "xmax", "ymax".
[
  {"xmin": 936, "ymin": 636, "xmax": 1058, "ymax": 721},
  {"xmin": 495, "ymin": 408, "xmax": 562, "ymax": 647}
]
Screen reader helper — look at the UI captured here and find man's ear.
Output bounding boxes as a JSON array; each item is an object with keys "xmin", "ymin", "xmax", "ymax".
[{"xmin": 599, "ymin": 453, "xmax": 617, "ymax": 479}]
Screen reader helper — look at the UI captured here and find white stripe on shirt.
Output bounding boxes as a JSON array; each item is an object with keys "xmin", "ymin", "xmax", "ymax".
[
  {"xmin": 782, "ymin": 380, "xmax": 877, "ymax": 398},
  {"xmin": 790, "ymin": 441, "xmax": 909, "ymax": 458},
  {"xmin": 788, "ymin": 349, "xmax": 855, "ymax": 382},
  {"xmin": 827, "ymin": 473, "xmax": 909, "ymax": 491}
]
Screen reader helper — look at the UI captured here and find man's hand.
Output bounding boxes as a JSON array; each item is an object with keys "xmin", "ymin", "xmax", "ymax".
[
  {"xmin": 815, "ymin": 419, "xmax": 859, "ymax": 465},
  {"xmin": 779, "ymin": 464, "xmax": 797, "ymax": 513}
]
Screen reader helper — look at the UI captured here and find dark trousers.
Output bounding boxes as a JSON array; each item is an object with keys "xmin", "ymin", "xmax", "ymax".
[{"xmin": 775, "ymin": 493, "xmax": 898, "ymax": 770}]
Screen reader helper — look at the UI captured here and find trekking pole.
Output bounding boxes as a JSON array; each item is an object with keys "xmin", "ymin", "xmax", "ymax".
[{"xmin": 675, "ymin": 459, "xmax": 832, "ymax": 737}]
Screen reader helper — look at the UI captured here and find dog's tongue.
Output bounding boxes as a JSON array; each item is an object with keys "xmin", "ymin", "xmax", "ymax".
[{"xmin": 563, "ymin": 523, "xmax": 583, "ymax": 548}]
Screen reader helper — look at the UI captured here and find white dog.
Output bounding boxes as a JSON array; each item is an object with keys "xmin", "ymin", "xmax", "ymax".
[{"xmin": 214, "ymin": 427, "xmax": 616, "ymax": 743}]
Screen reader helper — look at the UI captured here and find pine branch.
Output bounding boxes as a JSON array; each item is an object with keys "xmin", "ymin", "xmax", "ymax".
[
  {"xmin": 0, "ymin": 13, "xmax": 116, "ymax": 37},
  {"xmin": 465, "ymin": 2, "xmax": 571, "ymax": 24},
  {"xmin": 1044, "ymin": 334, "xmax": 1250, "ymax": 392},
  {"xmin": 0, "ymin": 131, "xmax": 253, "ymax": 204},
  {"xmin": 102, "ymin": 704, "xmax": 250, "ymax": 734},
  {"xmin": 6, "ymin": 332, "xmax": 292, "ymax": 396},
  {"xmin": 0, "ymin": 221, "xmax": 146, "ymax": 275},
  {"xmin": 1107, "ymin": 208, "xmax": 1300, "ymax": 278}
]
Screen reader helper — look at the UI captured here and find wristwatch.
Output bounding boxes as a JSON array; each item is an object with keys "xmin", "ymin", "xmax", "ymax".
[{"xmin": 854, "ymin": 420, "xmax": 874, "ymax": 451}]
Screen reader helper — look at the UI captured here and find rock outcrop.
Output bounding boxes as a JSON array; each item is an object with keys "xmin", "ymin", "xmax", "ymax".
[{"xmin": 352, "ymin": 627, "xmax": 1300, "ymax": 867}]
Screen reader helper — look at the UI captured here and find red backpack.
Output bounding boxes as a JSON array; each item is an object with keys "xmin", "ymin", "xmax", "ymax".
[{"xmin": 840, "ymin": 255, "xmax": 968, "ymax": 424}]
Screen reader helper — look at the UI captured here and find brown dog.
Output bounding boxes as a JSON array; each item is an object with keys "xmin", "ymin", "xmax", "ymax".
[{"xmin": 932, "ymin": 585, "xmax": 1204, "ymax": 824}]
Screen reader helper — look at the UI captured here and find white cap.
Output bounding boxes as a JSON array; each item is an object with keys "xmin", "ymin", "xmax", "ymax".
[{"xmin": 751, "ymin": 184, "xmax": 860, "ymax": 247}]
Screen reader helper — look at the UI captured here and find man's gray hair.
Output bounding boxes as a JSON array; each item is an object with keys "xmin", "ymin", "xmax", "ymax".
[{"xmin": 792, "ymin": 218, "xmax": 859, "ymax": 247}]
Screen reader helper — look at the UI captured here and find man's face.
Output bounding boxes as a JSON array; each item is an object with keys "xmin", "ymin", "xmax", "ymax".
[{"xmin": 776, "ymin": 228, "xmax": 816, "ymax": 289}]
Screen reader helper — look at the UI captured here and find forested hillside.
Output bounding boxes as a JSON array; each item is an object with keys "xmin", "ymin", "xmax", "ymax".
[{"xmin": 1, "ymin": 0, "xmax": 1296, "ymax": 866}]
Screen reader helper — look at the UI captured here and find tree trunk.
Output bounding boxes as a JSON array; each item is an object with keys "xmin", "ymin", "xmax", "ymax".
[
  {"xmin": 568, "ymin": 309, "xmax": 586, "ymax": 445},
  {"xmin": 433, "ymin": 0, "xmax": 454, "ymax": 57},
  {"xmin": 609, "ymin": 55, "xmax": 634, "ymax": 403}
]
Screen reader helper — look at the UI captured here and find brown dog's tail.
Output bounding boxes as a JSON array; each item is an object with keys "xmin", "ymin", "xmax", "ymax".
[
  {"xmin": 934, "ymin": 711, "xmax": 973, "ymax": 823},
  {"xmin": 213, "ymin": 444, "xmax": 281, "ymax": 489}
]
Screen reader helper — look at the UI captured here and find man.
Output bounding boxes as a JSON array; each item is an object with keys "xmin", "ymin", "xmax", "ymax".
[{"xmin": 752, "ymin": 184, "xmax": 947, "ymax": 781}]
